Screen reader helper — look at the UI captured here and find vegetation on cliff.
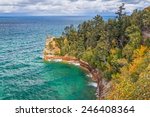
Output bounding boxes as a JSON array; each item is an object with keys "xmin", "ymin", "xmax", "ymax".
[{"xmin": 47, "ymin": 5, "xmax": 150, "ymax": 99}]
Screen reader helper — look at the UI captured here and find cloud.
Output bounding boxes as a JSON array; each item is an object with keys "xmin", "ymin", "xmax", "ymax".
[{"xmin": 0, "ymin": 0, "xmax": 149, "ymax": 15}]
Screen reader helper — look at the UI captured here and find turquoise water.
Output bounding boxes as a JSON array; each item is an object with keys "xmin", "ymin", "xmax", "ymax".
[
  {"xmin": 0, "ymin": 16, "xmax": 113, "ymax": 100},
  {"xmin": 0, "ymin": 16, "xmax": 98, "ymax": 100}
]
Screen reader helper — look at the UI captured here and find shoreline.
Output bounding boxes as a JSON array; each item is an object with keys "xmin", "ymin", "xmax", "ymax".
[
  {"xmin": 44, "ymin": 55, "xmax": 107, "ymax": 99},
  {"xmin": 44, "ymin": 55, "xmax": 99, "ymax": 81}
]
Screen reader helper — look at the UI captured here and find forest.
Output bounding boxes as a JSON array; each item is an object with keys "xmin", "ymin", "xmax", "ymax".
[{"xmin": 51, "ymin": 4, "xmax": 150, "ymax": 100}]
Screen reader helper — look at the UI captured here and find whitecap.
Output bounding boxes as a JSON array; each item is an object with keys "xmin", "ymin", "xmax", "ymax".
[
  {"xmin": 73, "ymin": 63, "xmax": 80, "ymax": 66},
  {"xmin": 53, "ymin": 59, "xmax": 62, "ymax": 62},
  {"xmin": 86, "ymin": 74, "xmax": 92, "ymax": 78},
  {"xmin": 88, "ymin": 82, "xmax": 97, "ymax": 87}
]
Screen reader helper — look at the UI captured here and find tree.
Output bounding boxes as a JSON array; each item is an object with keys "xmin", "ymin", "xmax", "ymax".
[
  {"xmin": 142, "ymin": 6, "xmax": 150, "ymax": 31},
  {"xmin": 115, "ymin": 3, "xmax": 128, "ymax": 48},
  {"xmin": 115, "ymin": 3, "xmax": 126, "ymax": 20},
  {"xmin": 52, "ymin": 5, "xmax": 150, "ymax": 100},
  {"xmin": 123, "ymin": 25, "xmax": 142, "ymax": 60}
]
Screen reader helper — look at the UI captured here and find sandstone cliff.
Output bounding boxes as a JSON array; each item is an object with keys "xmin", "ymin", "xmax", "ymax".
[{"xmin": 43, "ymin": 36, "xmax": 60, "ymax": 56}]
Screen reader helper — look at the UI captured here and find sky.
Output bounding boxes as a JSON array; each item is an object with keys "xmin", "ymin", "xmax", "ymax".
[{"xmin": 0, "ymin": 0, "xmax": 149, "ymax": 16}]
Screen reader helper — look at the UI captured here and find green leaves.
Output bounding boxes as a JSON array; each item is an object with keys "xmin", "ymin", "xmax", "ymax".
[{"xmin": 54, "ymin": 5, "xmax": 150, "ymax": 100}]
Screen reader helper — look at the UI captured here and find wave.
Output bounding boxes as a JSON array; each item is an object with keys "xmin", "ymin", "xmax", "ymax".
[
  {"xmin": 88, "ymin": 82, "xmax": 97, "ymax": 87},
  {"xmin": 86, "ymin": 74, "xmax": 92, "ymax": 78}
]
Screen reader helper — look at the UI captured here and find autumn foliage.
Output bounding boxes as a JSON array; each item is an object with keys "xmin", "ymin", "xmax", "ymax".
[{"xmin": 53, "ymin": 5, "xmax": 150, "ymax": 99}]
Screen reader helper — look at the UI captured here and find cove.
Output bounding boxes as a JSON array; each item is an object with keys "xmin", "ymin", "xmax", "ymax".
[
  {"xmin": 0, "ymin": 60, "xmax": 96, "ymax": 100},
  {"xmin": 41, "ymin": 61, "xmax": 97, "ymax": 100},
  {"xmin": 0, "ymin": 16, "xmax": 97, "ymax": 100}
]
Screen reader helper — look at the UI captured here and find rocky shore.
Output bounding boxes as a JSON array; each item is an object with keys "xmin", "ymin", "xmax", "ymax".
[
  {"xmin": 43, "ymin": 37, "xmax": 110, "ymax": 99},
  {"xmin": 44, "ymin": 55, "xmax": 99, "ymax": 81}
]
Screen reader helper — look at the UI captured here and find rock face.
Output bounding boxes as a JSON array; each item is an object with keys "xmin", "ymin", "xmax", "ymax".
[{"xmin": 43, "ymin": 36, "xmax": 60, "ymax": 55}]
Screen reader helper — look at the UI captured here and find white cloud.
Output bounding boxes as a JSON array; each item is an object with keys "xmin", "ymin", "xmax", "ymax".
[{"xmin": 0, "ymin": 0, "xmax": 149, "ymax": 15}]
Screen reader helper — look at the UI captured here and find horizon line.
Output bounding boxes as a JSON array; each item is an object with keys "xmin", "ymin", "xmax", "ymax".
[{"xmin": 0, "ymin": 14, "xmax": 117, "ymax": 17}]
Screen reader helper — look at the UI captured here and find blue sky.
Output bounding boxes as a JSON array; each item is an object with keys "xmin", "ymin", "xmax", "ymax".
[{"xmin": 0, "ymin": 0, "xmax": 149, "ymax": 16}]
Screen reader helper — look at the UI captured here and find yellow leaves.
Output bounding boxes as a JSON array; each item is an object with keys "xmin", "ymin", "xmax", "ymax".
[
  {"xmin": 111, "ymin": 48, "xmax": 121, "ymax": 55},
  {"xmin": 110, "ymin": 48, "xmax": 117, "ymax": 54},
  {"xmin": 122, "ymin": 44, "xmax": 134, "ymax": 59},
  {"xmin": 112, "ymin": 39, "xmax": 117, "ymax": 46},
  {"xmin": 64, "ymin": 38, "xmax": 69, "ymax": 45},
  {"xmin": 139, "ymin": 64, "xmax": 150, "ymax": 80},
  {"xmin": 112, "ymin": 73, "xmax": 120, "ymax": 80},
  {"xmin": 129, "ymin": 57, "xmax": 143, "ymax": 73},
  {"xmin": 129, "ymin": 45, "xmax": 148, "ymax": 74},
  {"xmin": 106, "ymin": 45, "xmax": 150, "ymax": 99},
  {"xmin": 134, "ymin": 64, "xmax": 150, "ymax": 99},
  {"xmin": 133, "ymin": 45, "xmax": 148, "ymax": 58},
  {"xmin": 106, "ymin": 77, "xmax": 136, "ymax": 99},
  {"xmin": 105, "ymin": 63, "xmax": 112, "ymax": 71},
  {"xmin": 117, "ymin": 58, "xmax": 128, "ymax": 66}
]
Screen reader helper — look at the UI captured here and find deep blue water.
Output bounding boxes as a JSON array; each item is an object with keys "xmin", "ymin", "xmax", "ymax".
[{"xmin": 0, "ymin": 16, "xmax": 112, "ymax": 100}]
